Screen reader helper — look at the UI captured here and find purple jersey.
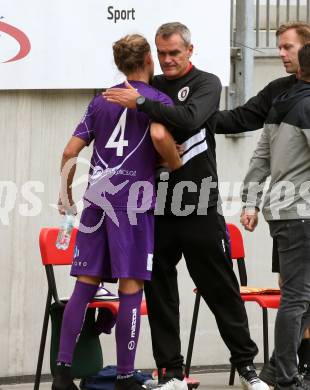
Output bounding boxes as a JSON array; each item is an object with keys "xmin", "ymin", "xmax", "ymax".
[{"xmin": 73, "ymin": 81, "xmax": 172, "ymax": 212}]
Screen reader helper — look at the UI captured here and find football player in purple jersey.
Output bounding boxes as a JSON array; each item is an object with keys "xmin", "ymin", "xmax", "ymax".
[{"xmin": 52, "ymin": 34, "xmax": 181, "ymax": 390}]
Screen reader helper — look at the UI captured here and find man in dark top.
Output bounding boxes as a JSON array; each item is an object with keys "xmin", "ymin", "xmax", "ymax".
[
  {"xmin": 216, "ymin": 21, "xmax": 310, "ymax": 387},
  {"xmin": 104, "ymin": 22, "xmax": 268, "ymax": 390},
  {"xmin": 240, "ymin": 43, "xmax": 310, "ymax": 390}
]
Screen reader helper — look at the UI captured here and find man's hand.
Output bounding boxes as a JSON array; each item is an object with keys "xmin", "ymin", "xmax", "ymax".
[
  {"xmin": 240, "ymin": 207, "xmax": 259, "ymax": 232},
  {"xmin": 57, "ymin": 197, "xmax": 77, "ymax": 216},
  {"xmin": 103, "ymin": 80, "xmax": 140, "ymax": 109}
]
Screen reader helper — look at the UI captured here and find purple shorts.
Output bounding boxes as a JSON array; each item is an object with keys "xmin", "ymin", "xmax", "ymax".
[{"xmin": 71, "ymin": 207, "xmax": 154, "ymax": 281}]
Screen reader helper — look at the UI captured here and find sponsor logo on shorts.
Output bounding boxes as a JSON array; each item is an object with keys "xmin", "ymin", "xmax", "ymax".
[
  {"xmin": 73, "ymin": 261, "xmax": 88, "ymax": 267},
  {"xmin": 147, "ymin": 253, "xmax": 153, "ymax": 271},
  {"xmin": 128, "ymin": 340, "xmax": 135, "ymax": 350}
]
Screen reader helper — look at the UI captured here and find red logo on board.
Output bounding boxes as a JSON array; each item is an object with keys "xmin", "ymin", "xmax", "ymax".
[{"xmin": 0, "ymin": 20, "xmax": 31, "ymax": 63}]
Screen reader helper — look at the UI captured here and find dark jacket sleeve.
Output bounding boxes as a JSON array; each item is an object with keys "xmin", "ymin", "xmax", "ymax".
[
  {"xmin": 140, "ymin": 75, "xmax": 221, "ymax": 131},
  {"xmin": 216, "ymin": 75, "xmax": 296, "ymax": 134},
  {"xmin": 216, "ymin": 84, "xmax": 273, "ymax": 134}
]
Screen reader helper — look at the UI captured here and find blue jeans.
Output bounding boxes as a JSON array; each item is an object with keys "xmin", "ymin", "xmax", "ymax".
[{"xmin": 269, "ymin": 219, "xmax": 310, "ymax": 384}]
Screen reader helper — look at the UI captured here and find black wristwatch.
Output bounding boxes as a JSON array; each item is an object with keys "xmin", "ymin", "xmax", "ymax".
[{"xmin": 136, "ymin": 95, "xmax": 146, "ymax": 110}]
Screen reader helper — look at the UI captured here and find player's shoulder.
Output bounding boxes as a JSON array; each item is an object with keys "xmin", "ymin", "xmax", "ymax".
[
  {"xmin": 154, "ymin": 88, "xmax": 172, "ymax": 104},
  {"xmin": 135, "ymin": 81, "xmax": 163, "ymax": 96},
  {"xmin": 134, "ymin": 80, "xmax": 172, "ymax": 104},
  {"xmin": 90, "ymin": 91, "xmax": 121, "ymax": 115},
  {"xmin": 90, "ymin": 93, "xmax": 113, "ymax": 114}
]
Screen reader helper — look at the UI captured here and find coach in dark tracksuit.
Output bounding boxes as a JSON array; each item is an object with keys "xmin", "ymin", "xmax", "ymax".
[{"xmin": 104, "ymin": 22, "xmax": 268, "ymax": 390}]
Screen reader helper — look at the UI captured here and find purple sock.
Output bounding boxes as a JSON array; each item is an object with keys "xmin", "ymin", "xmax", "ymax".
[
  {"xmin": 115, "ymin": 289, "xmax": 143, "ymax": 375},
  {"xmin": 57, "ymin": 280, "xmax": 98, "ymax": 364}
]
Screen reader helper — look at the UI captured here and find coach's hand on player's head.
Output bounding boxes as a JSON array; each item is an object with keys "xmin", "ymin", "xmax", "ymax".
[
  {"xmin": 240, "ymin": 207, "xmax": 259, "ymax": 232},
  {"xmin": 103, "ymin": 81, "xmax": 140, "ymax": 109}
]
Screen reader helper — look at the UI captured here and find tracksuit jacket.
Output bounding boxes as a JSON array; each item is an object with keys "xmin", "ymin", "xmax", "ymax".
[
  {"xmin": 241, "ymin": 80, "xmax": 310, "ymax": 221},
  {"xmin": 140, "ymin": 66, "xmax": 221, "ymax": 213}
]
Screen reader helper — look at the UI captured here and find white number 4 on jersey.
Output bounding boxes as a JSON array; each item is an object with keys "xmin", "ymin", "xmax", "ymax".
[{"xmin": 106, "ymin": 109, "xmax": 128, "ymax": 156}]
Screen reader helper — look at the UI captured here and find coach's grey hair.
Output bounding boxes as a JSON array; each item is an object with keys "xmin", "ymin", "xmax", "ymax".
[{"xmin": 155, "ymin": 22, "xmax": 191, "ymax": 46}]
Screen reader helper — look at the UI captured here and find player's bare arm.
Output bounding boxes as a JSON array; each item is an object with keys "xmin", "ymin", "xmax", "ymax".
[
  {"xmin": 150, "ymin": 122, "xmax": 182, "ymax": 171},
  {"xmin": 58, "ymin": 136, "xmax": 86, "ymax": 214}
]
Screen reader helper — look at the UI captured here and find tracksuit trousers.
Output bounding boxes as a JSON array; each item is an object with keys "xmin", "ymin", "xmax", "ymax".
[{"xmin": 144, "ymin": 207, "xmax": 258, "ymax": 370}]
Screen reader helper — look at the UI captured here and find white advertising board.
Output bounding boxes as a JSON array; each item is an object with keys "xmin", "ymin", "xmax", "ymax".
[{"xmin": 0, "ymin": 1, "xmax": 230, "ymax": 89}]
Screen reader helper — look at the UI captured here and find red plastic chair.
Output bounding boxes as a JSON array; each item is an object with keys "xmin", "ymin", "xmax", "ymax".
[
  {"xmin": 184, "ymin": 223, "xmax": 281, "ymax": 385},
  {"xmin": 34, "ymin": 227, "xmax": 147, "ymax": 390}
]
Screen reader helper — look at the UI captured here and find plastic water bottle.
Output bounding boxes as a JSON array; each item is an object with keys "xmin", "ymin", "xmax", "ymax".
[{"xmin": 56, "ymin": 213, "xmax": 75, "ymax": 250}]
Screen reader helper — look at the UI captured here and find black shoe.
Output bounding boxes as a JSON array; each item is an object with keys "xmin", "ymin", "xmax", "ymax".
[
  {"xmin": 115, "ymin": 375, "xmax": 146, "ymax": 390},
  {"xmin": 52, "ymin": 363, "xmax": 78, "ymax": 390},
  {"xmin": 259, "ymin": 361, "xmax": 276, "ymax": 387},
  {"xmin": 238, "ymin": 365, "xmax": 269, "ymax": 390},
  {"xmin": 275, "ymin": 375, "xmax": 310, "ymax": 390}
]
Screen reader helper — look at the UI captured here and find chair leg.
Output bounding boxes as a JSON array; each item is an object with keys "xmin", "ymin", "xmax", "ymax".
[
  {"xmin": 185, "ymin": 292, "xmax": 201, "ymax": 378},
  {"xmin": 34, "ymin": 290, "xmax": 52, "ymax": 390},
  {"xmin": 262, "ymin": 308, "xmax": 269, "ymax": 364},
  {"xmin": 229, "ymin": 364, "xmax": 236, "ymax": 386}
]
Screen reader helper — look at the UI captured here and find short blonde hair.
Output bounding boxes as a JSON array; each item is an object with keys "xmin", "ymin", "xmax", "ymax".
[{"xmin": 113, "ymin": 34, "xmax": 150, "ymax": 75}]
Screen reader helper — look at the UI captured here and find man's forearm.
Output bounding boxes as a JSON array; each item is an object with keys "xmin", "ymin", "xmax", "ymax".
[
  {"xmin": 216, "ymin": 107, "xmax": 266, "ymax": 134},
  {"xmin": 140, "ymin": 98, "xmax": 217, "ymax": 131},
  {"xmin": 141, "ymin": 84, "xmax": 221, "ymax": 131},
  {"xmin": 216, "ymin": 86, "xmax": 271, "ymax": 134}
]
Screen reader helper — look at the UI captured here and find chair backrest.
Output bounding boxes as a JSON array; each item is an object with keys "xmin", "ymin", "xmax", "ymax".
[
  {"xmin": 39, "ymin": 227, "xmax": 78, "ymax": 266},
  {"xmin": 226, "ymin": 223, "xmax": 247, "ymax": 286},
  {"xmin": 226, "ymin": 223, "xmax": 245, "ymax": 259}
]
